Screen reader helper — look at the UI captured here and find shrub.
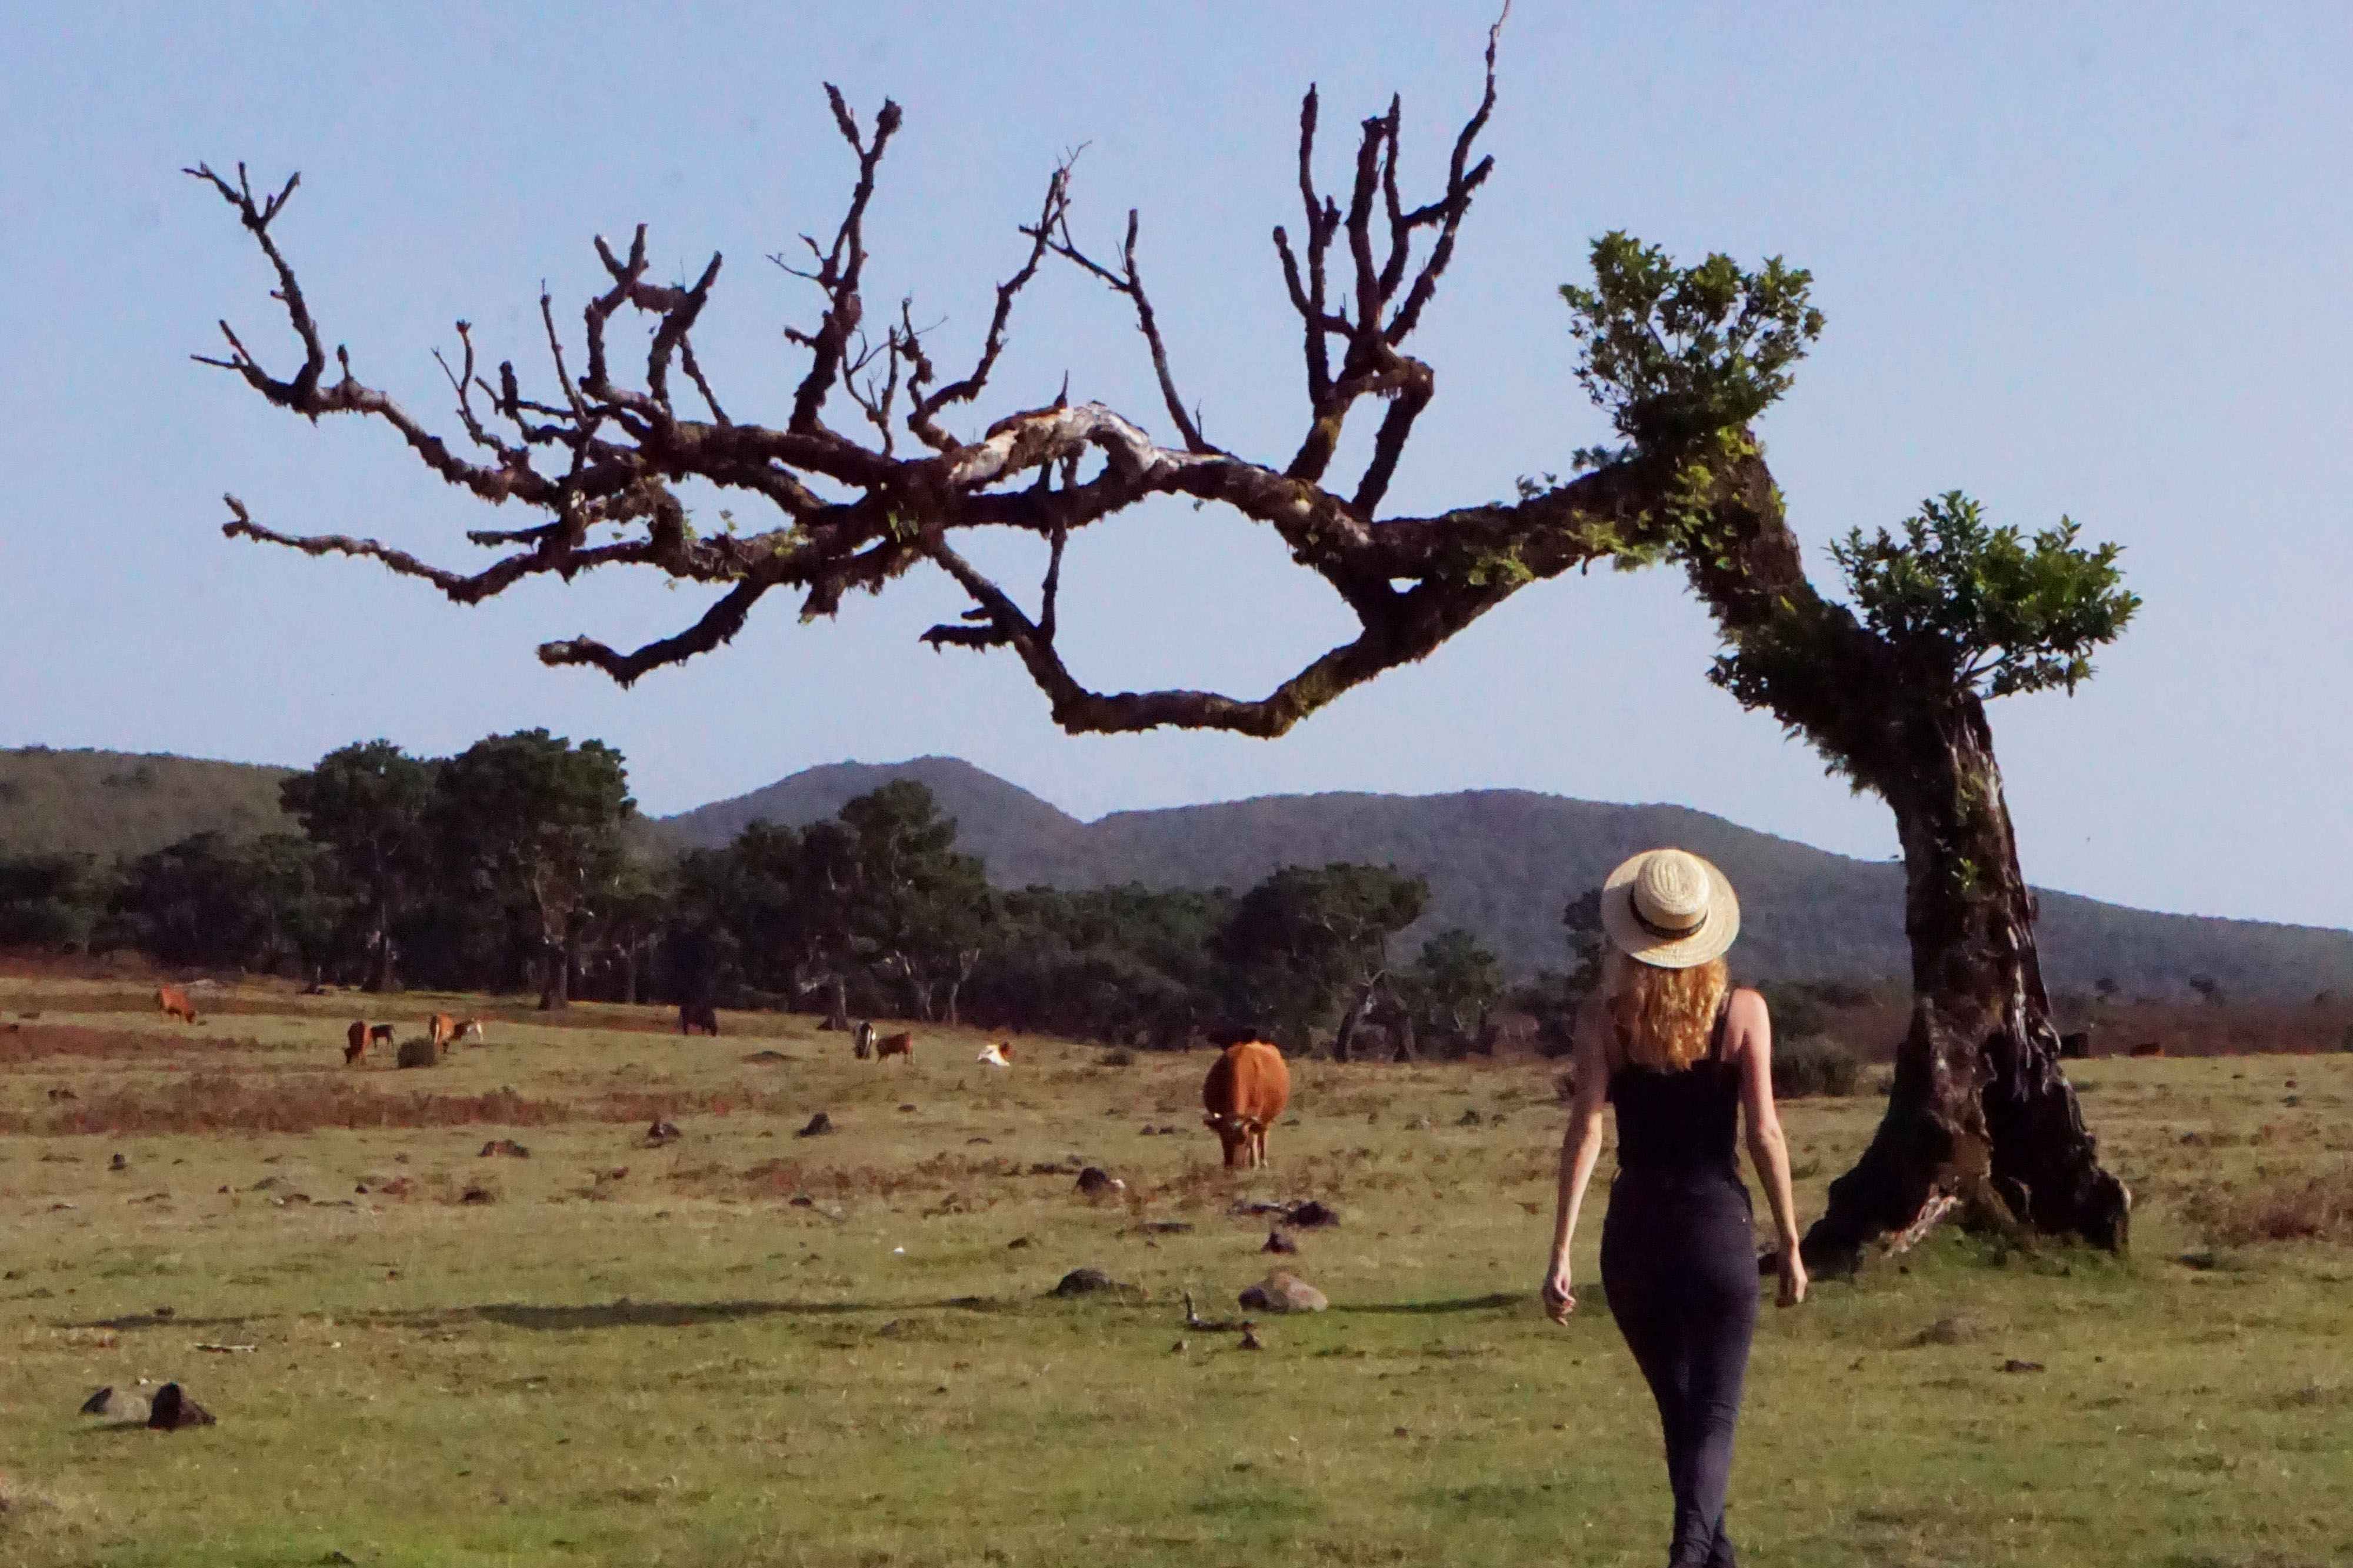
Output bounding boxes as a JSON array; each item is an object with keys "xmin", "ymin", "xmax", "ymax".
[
  {"xmin": 395, "ymin": 1036, "xmax": 438, "ymax": 1069},
  {"xmin": 1774, "ymin": 1036, "xmax": 1862, "ymax": 1099}
]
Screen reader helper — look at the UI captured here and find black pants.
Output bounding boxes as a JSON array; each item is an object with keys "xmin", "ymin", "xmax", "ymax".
[{"xmin": 1600, "ymin": 1168, "xmax": 1759, "ymax": 1567}]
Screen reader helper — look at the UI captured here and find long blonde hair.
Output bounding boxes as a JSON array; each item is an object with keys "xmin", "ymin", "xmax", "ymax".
[{"xmin": 1604, "ymin": 949, "xmax": 1731, "ymax": 1072}]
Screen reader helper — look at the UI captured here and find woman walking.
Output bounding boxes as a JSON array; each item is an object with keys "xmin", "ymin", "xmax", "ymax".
[{"xmin": 1543, "ymin": 848, "xmax": 1807, "ymax": 1567}]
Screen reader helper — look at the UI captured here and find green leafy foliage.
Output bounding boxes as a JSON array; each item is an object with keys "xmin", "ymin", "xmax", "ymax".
[
  {"xmin": 0, "ymin": 851, "xmax": 110, "ymax": 950},
  {"xmin": 441, "ymin": 730, "xmax": 636, "ymax": 1007},
  {"xmin": 279, "ymin": 740, "xmax": 439, "ymax": 990},
  {"xmin": 1402, "ymin": 928, "xmax": 1507, "ymax": 1049},
  {"xmin": 1214, "ymin": 863, "xmax": 1429, "ymax": 1050},
  {"xmin": 1832, "ymin": 492, "xmax": 2141, "ymax": 699},
  {"xmin": 1561, "ymin": 232, "xmax": 1824, "ymax": 456}
]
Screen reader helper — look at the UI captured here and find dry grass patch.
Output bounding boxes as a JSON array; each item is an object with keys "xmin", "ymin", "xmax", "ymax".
[
  {"xmin": 3, "ymin": 1073, "xmax": 571, "ymax": 1136},
  {"xmin": 0, "ymin": 1024, "xmax": 268, "ymax": 1065},
  {"xmin": 2188, "ymin": 1162, "xmax": 2353, "ymax": 1245}
]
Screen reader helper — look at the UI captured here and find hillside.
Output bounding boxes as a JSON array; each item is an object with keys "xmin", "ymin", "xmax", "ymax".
[
  {"xmin": 669, "ymin": 758, "xmax": 2353, "ymax": 999},
  {"xmin": 0, "ymin": 747, "xmax": 295, "ymax": 860}
]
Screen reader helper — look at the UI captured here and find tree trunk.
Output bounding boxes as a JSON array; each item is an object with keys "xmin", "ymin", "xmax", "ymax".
[
  {"xmin": 619, "ymin": 940, "xmax": 639, "ymax": 1007},
  {"xmin": 538, "ymin": 938, "xmax": 572, "ymax": 1012},
  {"xmin": 1391, "ymin": 1004, "xmax": 1418, "ymax": 1063},
  {"xmin": 362, "ymin": 894, "xmax": 398, "ymax": 994},
  {"xmin": 1802, "ymin": 695, "xmax": 2129, "ymax": 1269},
  {"xmin": 824, "ymin": 973, "xmax": 850, "ymax": 1033},
  {"xmin": 1332, "ymin": 975, "xmax": 1381, "ymax": 1062}
]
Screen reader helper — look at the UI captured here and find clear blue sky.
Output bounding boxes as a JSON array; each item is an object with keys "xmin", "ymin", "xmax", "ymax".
[{"xmin": 3, "ymin": 3, "xmax": 2348, "ymax": 928}]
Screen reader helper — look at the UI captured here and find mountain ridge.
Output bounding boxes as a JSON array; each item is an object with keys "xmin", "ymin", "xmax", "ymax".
[{"xmin": 664, "ymin": 756, "xmax": 2353, "ymax": 998}]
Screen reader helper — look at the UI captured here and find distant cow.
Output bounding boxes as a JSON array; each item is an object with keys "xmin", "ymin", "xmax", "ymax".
[
  {"xmin": 344, "ymin": 1020, "xmax": 369, "ymax": 1065},
  {"xmin": 1202, "ymin": 1039, "xmax": 1291, "ymax": 1169},
  {"xmin": 679, "ymin": 1000, "xmax": 720, "ymax": 1036},
  {"xmin": 453, "ymin": 1017, "xmax": 486, "ymax": 1045},
  {"xmin": 977, "ymin": 1042, "xmax": 1013, "ymax": 1067},
  {"xmin": 369, "ymin": 1023, "xmax": 396, "ymax": 1047},
  {"xmin": 873, "ymin": 1030, "xmax": 915, "ymax": 1063},
  {"xmin": 155, "ymin": 985, "xmax": 198, "ymax": 1025},
  {"xmin": 2058, "ymin": 1031, "xmax": 2092, "ymax": 1060},
  {"xmin": 428, "ymin": 1013, "xmax": 459, "ymax": 1052},
  {"xmin": 2128, "ymin": 1040, "xmax": 2165, "ymax": 1059},
  {"xmin": 852, "ymin": 1020, "xmax": 875, "ymax": 1060}
]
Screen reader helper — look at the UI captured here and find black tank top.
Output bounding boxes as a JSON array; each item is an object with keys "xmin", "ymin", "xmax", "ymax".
[{"xmin": 1608, "ymin": 1001, "xmax": 1741, "ymax": 1179}]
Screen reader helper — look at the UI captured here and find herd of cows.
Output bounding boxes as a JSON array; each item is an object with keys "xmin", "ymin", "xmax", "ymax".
[{"xmin": 146, "ymin": 986, "xmax": 1302, "ymax": 1170}]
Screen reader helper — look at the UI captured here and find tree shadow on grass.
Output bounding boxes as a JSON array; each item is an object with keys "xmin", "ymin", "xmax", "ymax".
[
  {"xmin": 1333, "ymin": 1292, "xmax": 1532, "ymax": 1315},
  {"xmin": 67, "ymin": 1295, "xmax": 1028, "ymax": 1335}
]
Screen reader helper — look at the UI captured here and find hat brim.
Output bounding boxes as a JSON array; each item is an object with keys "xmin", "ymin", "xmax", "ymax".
[{"xmin": 1599, "ymin": 849, "xmax": 1741, "ymax": 970}]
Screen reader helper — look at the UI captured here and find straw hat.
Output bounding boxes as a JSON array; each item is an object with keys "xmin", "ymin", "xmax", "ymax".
[{"xmin": 1599, "ymin": 848, "xmax": 1741, "ymax": 970}]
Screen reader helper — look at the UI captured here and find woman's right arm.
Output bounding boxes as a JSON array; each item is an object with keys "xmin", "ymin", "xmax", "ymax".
[
  {"xmin": 1731, "ymin": 988, "xmax": 1807, "ymax": 1306},
  {"xmin": 1544, "ymin": 998, "xmax": 1611, "ymax": 1323}
]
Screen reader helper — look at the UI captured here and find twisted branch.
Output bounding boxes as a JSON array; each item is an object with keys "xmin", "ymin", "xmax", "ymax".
[{"xmin": 195, "ymin": 12, "xmax": 1761, "ymax": 738}]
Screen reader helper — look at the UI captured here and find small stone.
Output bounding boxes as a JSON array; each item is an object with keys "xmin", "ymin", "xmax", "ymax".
[
  {"xmin": 796, "ymin": 1112, "xmax": 834, "ymax": 1138},
  {"xmin": 1285, "ymin": 1200, "xmax": 1341, "ymax": 1229},
  {"xmin": 146, "ymin": 1382, "xmax": 215, "ymax": 1429},
  {"xmin": 788, "ymin": 1194, "xmax": 814, "ymax": 1207},
  {"xmin": 1238, "ymin": 1271, "xmax": 1328, "ymax": 1313},
  {"xmin": 109, "ymin": 1153, "xmax": 128, "ymax": 1172},
  {"xmin": 459, "ymin": 1183, "xmax": 495, "ymax": 1205},
  {"xmin": 646, "ymin": 1119, "xmax": 682, "ymax": 1144},
  {"xmin": 2001, "ymin": 1359, "xmax": 2046, "ymax": 1374},
  {"xmin": 1263, "ymin": 1230, "xmax": 1298, "ymax": 1255},
  {"xmin": 1912, "ymin": 1316, "xmax": 1976, "ymax": 1347},
  {"xmin": 478, "ymin": 1139, "xmax": 530, "ymax": 1158},
  {"xmin": 80, "ymin": 1386, "xmax": 151, "ymax": 1422},
  {"xmin": 1051, "ymin": 1267, "xmax": 1124, "ymax": 1297},
  {"xmin": 1006, "ymin": 1235, "xmax": 1032, "ymax": 1249},
  {"xmin": 1074, "ymin": 1167, "xmax": 1124, "ymax": 1197},
  {"xmin": 1239, "ymin": 1322, "xmax": 1264, "ymax": 1350}
]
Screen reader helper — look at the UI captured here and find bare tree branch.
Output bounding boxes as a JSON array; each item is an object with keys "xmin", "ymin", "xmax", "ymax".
[{"xmin": 194, "ymin": 17, "xmax": 1630, "ymax": 738}]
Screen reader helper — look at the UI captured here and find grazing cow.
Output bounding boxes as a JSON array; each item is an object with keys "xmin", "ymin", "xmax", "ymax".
[
  {"xmin": 1202, "ymin": 1038, "xmax": 1291, "ymax": 1169},
  {"xmin": 852, "ymin": 1020, "xmax": 875, "ymax": 1060},
  {"xmin": 454, "ymin": 1017, "xmax": 486, "ymax": 1045},
  {"xmin": 369, "ymin": 1023, "xmax": 396, "ymax": 1048},
  {"xmin": 873, "ymin": 1030, "xmax": 915, "ymax": 1063},
  {"xmin": 156, "ymin": 985, "xmax": 198, "ymax": 1025},
  {"xmin": 2128, "ymin": 1040, "xmax": 2165, "ymax": 1058},
  {"xmin": 2058, "ymin": 1030, "xmax": 2092, "ymax": 1060},
  {"xmin": 344, "ymin": 1020, "xmax": 369, "ymax": 1066},
  {"xmin": 679, "ymin": 1000, "xmax": 720, "ymax": 1036},
  {"xmin": 976, "ymin": 1042, "xmax": 1012, "ymax": 1067},
  {"xmin": 428, "ymin": 1013, "xmax": 459, "ymax": 1052}
]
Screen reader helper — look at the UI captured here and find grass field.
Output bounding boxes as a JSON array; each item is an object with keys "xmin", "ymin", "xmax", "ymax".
[{"xmin": 1, "ymin": 976, "xmax": 2348, "ymax": 1567}]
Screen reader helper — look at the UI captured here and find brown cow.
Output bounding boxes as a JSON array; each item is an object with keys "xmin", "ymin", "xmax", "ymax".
[
  {"xmin": 1202, "ymin": 1039, "xmax": 1291, "ymax": 1169},
  {"xmin": 679, "ymin": 1000, "xmax": 720, "ymax": 1036},
  {"xmin": 155, "ymin": 985, "xmax": 198, "ymax": 1025},
  {"xmin": 872, "ymin": 1030, "xmax": 914, "ymax": 1063},
  {"xmin": 2128, "ymin": 1040, "xmax": 2165, "ymax": 1058},
  {"xmin": 452, "ymin": 1017, "xmax": 486, "ymax": 1045},
  {"xmin": 428, "ymin": 1013, "xmax": 459, "ymax": 1053},
  {"xmin": 345, "ymin": 1020, "xmax": 369, "ymax": 1065},
  {"xmin": 369, "ymin": 1023, "xmax": 396, "ymax": 1048}
]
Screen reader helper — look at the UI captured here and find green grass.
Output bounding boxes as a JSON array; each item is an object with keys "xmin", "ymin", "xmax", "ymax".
[{"xmin": 1, "ymin": 976, "xmax": 2349, "ymax": 1566}]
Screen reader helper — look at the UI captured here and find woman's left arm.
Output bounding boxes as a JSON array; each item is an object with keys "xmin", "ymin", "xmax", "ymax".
[
  {"xmin": 1543, "ymin": 998, "xmax": 1611, "ymax": 1323},
  {"xmin": 1731, "ymin": 989, "xmax": 1808, "ymax": 1306}
]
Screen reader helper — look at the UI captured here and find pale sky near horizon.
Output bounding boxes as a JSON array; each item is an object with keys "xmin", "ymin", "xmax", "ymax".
[{"xmin": 2, "ymin": 4, "xmax": 2348, "ymax": 929}]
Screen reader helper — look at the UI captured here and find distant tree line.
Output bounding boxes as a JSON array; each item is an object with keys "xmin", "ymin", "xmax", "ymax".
[{"xmin": 0, "ymin": 736, "xmax": 1539, "ymax": 1050}]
